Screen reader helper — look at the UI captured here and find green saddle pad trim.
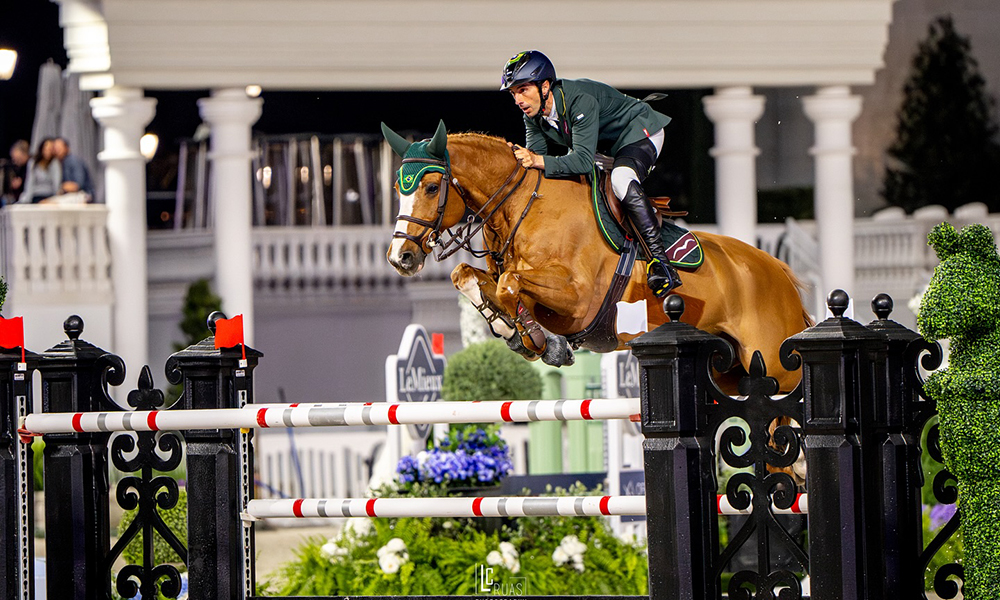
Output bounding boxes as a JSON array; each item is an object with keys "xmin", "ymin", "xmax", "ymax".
[{"xmin": 589, "ymin": 169, "xmax": 704, "ymax": 269}]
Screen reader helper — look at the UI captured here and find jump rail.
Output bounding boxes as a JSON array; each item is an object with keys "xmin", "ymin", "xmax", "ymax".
[
  {"xmin": 21, "ymin": 397, "xmax": 640, "ymax": 435},
  {"xmin": 244, "ymin": 494, "xmax": 809, "ymax": 520}
]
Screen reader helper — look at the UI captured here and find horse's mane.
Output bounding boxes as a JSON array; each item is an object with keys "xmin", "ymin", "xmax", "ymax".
[
  {"xmin": 447, "ymin": 131, "xmax": 514, "ymax": 155},
  {"xmin": 445, "ymin": 132, "xmax": 521, "ymax": 182}
]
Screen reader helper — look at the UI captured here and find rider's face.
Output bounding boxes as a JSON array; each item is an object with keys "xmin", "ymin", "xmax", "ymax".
[{"xmin": 510, "ymin": 81, "xmax": 550, "ymax": 118}]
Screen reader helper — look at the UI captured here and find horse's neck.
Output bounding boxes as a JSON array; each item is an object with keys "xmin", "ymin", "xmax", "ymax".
[{"xmin": 449, "ymin": 137, "xmax": 524, "ymax": 217}]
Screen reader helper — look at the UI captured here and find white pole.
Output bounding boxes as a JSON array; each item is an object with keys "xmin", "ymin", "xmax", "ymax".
[
  {"xmin": 243, "ymin": 493, "xmax": 808, "ymax": 519},
  {"xmin": 22, "ymin": 397, "xmax": 642, "ymax": 435}
]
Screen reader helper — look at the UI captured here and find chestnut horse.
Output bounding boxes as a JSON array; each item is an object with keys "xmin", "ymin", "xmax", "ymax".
[{"xmin": 382, "ymin": 121, "xmax": 811, "ymax": 392}]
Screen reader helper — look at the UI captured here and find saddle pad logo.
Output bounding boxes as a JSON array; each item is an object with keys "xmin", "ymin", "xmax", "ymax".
[{"xmin": 667, "ymin": 233, "xmax": 699, "ymax": 263}]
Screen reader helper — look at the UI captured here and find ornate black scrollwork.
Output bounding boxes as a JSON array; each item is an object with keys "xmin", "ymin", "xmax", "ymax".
[
  {"xmin": 106, "ymin": 366, "xmax": 188, "ymax": 599},
  {"xmin": 709, "ymin": 351, "xmax": 807, "ymax": 599},
  {"xmin": 907, "ymin": 335, "xmax": 963, "ymax": 598}
]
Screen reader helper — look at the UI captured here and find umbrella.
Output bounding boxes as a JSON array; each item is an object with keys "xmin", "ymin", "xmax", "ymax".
[
  {"xmin": 29, "ymin": 60, "xmax": 62, "ymax": 153},
  {"xmin": 60, "ymin": 72, "xmax": 101, "ymax": 202}
]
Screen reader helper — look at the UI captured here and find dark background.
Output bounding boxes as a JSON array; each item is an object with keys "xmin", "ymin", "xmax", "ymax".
[{"xmin": 2, "ymin": 2, "xmax": 718, "ymax": 221}]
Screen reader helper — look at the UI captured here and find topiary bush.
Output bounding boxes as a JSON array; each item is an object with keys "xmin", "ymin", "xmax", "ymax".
[
  {"xmin": 441, "ymin": 340, "xmax": 542, "ymax": 402},
  {"xmin": 918, "ymin": 222, "xmax": 1000, "ymax": 599}
]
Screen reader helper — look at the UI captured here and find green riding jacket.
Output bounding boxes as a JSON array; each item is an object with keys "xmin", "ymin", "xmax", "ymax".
[{"xmin": 524, "ymin": 78, "xmax": 672, "ymax": 178}]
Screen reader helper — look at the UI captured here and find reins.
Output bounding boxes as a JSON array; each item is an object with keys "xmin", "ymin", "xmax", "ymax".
[{"xmin": 393, "ymin": 151, "xmax": 543, "ymax": 267}]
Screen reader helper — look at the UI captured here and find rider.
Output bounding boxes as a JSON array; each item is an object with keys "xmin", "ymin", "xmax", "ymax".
[{"xmin": 500, "ymin": 50, "xmax": 681, "ymax": 297}]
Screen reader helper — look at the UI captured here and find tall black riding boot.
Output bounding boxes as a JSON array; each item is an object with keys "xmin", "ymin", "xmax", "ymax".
[{"xmin": 621, "ymin": 180, "xmax": 681, "ymax": 297}]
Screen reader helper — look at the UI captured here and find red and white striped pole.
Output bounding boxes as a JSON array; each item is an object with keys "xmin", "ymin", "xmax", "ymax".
[
  {"xmin": 21, "ymin": 397, "xmax": 640, "ymax": 435},
  {"xmin": 243, "ymin": 493, "xmax": 808, "ymax": 520}
]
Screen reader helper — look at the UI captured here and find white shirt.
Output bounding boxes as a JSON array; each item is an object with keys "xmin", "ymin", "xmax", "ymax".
[{"xmin": 542, "ymin": 105, "xmax": 560, "ymax": 130}]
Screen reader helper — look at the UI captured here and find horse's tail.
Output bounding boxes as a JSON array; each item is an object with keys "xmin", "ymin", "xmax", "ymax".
[{"xmin": 779, "ymin": 261, "xmax": 815, "ymax": 328}]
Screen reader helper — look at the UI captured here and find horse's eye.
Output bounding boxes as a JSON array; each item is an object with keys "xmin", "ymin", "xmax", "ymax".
[{"xmin": 425, "ymin": 183, "xmax": 440, "ymax": 195}]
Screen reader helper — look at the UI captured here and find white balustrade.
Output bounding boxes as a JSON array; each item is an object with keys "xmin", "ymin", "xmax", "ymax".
[
  {"xmin": 0, "ymin": 205, "xmax": 113, "ymax": 303},
  {"xmin": 252, "ymin": 226, "xmax": 482, "ymax": 295}
]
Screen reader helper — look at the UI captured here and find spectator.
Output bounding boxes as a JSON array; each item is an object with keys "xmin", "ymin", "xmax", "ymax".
[
  {"xmin": 53, "ymin": 137, "xmax": 94, "ymax": 200},
  {"xmin": 19, "ymin": 138, "xmax": 61, "ymax": 204},
  {"xmin": 1, "ymin": 140, "xmax": 29, "ymax": 206}
]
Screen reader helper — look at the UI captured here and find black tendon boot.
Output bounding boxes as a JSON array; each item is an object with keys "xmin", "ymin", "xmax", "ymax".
[{"xmin": 621, "ymin": 180, "xmax": 682, "ymax": 297}]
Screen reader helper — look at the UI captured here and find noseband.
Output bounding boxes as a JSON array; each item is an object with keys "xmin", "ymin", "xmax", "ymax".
[{"xmin": 393, "ymin": 156, "xmax": 539, "ymax": 263}]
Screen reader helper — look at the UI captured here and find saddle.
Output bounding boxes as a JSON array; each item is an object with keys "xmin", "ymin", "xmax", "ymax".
[
  {"xmin": 587, "ymin": 157, "xmax": 704, "ymax": 269},
  {"xmin": 592, "ymin": 154, "xmax": 687, "ymax": 227}
]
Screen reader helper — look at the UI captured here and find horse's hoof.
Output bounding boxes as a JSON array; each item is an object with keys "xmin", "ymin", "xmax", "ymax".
[
  {"xmin": 506, "ymin": 334, "xmax": 538, "ymax": 360},
  {"xmin": 541, "ymin": 335, "xmax": 574, "ymax": 367}
]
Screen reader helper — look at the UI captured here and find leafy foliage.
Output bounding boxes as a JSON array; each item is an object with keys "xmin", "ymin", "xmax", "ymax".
[
  {"xmin": 177, "ymin": 279, "xmax": 223, "ymax": 349},
  {"xmin": 260, "ymin": 483, "xmax": 647, "ymax": 596},
  {"xmin": 0, "ymin": 276, "xmax": 6, "ymax": 313},
  {"xmin": 118, "ymin": 489, "xmax": 188, "ymax": 568},
  {"xmin": 167, "ymin": 279, "xmax": 222, "ymax": 403},
  {"xmin": 441, "ymin": 340, "xmax": 542, "ymax": 402},
  {"xmin": 882, "ymin": 16, "xmax": 1000, "ymax": 213},
  {"xmin": 918, "ymin": 222, "xmax": 1000, "ymax": 599}
]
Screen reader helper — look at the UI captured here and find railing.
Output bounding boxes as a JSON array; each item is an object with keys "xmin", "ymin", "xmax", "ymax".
[
  {"xmin": 7, "ymin": 202, "xmax": 1000, "ymax": 320},
  {"xmin": 0, "ymin": 204, "xmax": 112, "ymax": 303},
  {"xmin": 252, "ymin": 226, "xmax": 482, "ymax": 294}
]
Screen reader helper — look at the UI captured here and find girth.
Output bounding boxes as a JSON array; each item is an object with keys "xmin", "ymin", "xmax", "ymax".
[{"xmin": 565, "ymin": 238, "xmax": 639, "ymax": 352}]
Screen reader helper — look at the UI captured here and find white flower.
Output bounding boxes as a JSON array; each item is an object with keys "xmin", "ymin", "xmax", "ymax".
[
  {"xmin": 320, "ymin": 541, "xmax": 347, "ymax": 561},
  {"xmin": 572, "ymin": 555, "xmax": 585, "ymax": 572},
  {"xmin": 442, "ymin": 521, "xmax": 453, "ymax": 529},
  {"xmin": 379, "ymin": 552, "xmax": 402, "ymax": 574},
  {"xmin": 593, "ymin": 538, "xmax": 602, "ymax": 549},
  {"xmin": 417, "ymin": 450, "xmax": 429, "ymax": 466},
  {"xmin": 552, "ymin": 546, "xmax": 569, "ymax": 566},
  {"xmin": 499, "ymin": 542, "xmax": 517, "ymax": 558},
  {"xmin": 385, "ymin": 537, "xmax": 407, "ymax": 554},
  {"xmin": 346, "ymin": 518, "xmax": 372, "ymax": 538},
  {"xmin": 487, "ymin": 551, "xmax": 503, "ymax": 566},
  {"xmin": 502, "ymin": 554, "xmax": 520, "ymax": 574},
  {"xmin": 559, "ymin": 535, "xmax": 587, "ymax": 557}
]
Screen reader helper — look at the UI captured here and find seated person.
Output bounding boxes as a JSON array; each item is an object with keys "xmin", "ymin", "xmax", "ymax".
[
  {"xmin": 53, "ymin": 137, "xmax": 94, "ymax": 199},
  {"xmin": 19, "ymin": 138, "xmax": 61, "ymax": 204}
]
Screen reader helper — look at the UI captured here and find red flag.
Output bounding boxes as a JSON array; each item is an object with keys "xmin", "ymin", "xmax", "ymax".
[
  {"xmin": 215, "ymin": 314, "xmax": 246, "ymax": 359},
  {"xmin": 0, "ymin": 316, "xmax": 25, "ymax": 362},
  {"xmin": 432, "ymin": 333, "xmax": 444, "ymax": 356}
]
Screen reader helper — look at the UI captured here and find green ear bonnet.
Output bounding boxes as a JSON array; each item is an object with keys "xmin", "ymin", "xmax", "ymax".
[{"xmin": 397, "ymin": 141, "xmax": 450, "ymax": 195}]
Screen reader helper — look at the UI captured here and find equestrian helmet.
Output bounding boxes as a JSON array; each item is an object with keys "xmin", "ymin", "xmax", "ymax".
[{"xmin": 500, "ymin": 50, "xmax": 556, "ymax": 90}]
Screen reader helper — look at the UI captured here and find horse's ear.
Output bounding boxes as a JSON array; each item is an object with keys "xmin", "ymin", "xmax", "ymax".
[
  {"xmin": 928, "ymin": 222, "xmax": 960, "ymax": 260},
  {"xmin": 427, "ymin": 120, "xmax": 448, "ymax": 159},
  {"xmin": 381, "ymin": 122, "xmax": 412, "ymax": 157},
  {"xmin": 959, "ymin": 223, "xmax": 1000, "ymax": 263}
]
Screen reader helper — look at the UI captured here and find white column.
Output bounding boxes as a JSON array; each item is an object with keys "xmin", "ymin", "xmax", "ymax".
[
  {"xmin": 803, "ymin": 86, "xmax": 862, "ymax": 299},
  {"xmin": 702, "ymin": 87, "xmax": 765, "ymax": 246},
  {"xmin": 197, "ymin": 88, "xmax": 262, "ymax": 344},
  {"xmin": 90, "ymin": 86, "xmax": 155, "ymax": 387}
]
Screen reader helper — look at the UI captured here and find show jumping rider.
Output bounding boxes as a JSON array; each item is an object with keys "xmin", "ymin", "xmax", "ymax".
[{"xmin": 501, "ymin": 50, "xmax": 681, "ymax": 297}]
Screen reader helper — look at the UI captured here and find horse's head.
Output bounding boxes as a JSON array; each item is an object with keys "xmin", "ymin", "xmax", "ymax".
[
  {"xmin": 919, "ymin": 222, "xmax": 1000, "ymax": 343},
  {"xmin": 381, "ymin": 120, "xmax": 468, "ymax": 276}
]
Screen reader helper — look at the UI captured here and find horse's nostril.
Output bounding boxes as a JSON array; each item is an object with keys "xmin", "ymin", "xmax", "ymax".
[{"xmin": 399, "ymin": 251, "xmax": 414, "ymax": 268}]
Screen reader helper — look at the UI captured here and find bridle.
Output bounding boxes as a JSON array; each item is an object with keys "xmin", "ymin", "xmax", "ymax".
[{"xmin": 392, "ymin": 155, "xmax": 542, "ymax": 266}]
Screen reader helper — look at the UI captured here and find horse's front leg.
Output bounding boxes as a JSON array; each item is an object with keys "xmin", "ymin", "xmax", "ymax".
[
  {"xmin": 451, "ymin": 264, "xmax": 539, "ymax": 360},
  {"xmin": 496, "ymin": 265, "xmax": 586, "ymax": 367}
]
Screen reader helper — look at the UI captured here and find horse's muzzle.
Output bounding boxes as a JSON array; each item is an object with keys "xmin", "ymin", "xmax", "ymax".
[{"xmin": 387, "ymin": 246, "xmax": 426, "ymax": 276}]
